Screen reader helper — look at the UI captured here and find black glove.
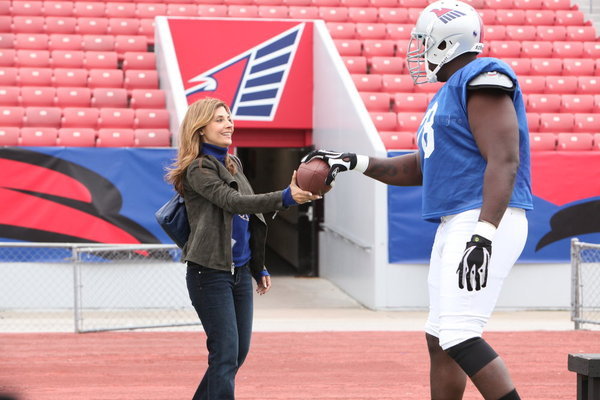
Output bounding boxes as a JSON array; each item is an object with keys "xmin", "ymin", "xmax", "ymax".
[
  {"xmin": 456, "ymin": 234, "xmax": 492, "ymax": 291},
  {"xmin": 301, "ymin": 150, "xmax": 357, "ymax": 185}
]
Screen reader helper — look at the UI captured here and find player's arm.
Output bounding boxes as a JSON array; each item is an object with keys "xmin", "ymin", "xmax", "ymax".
[
  {"xmin": 302, "ymin": 151, "xmax": 422, "ymax": 187},
  {"xmin": 467, "ymin": 73, "xmax": 520, "ymax": 228}
]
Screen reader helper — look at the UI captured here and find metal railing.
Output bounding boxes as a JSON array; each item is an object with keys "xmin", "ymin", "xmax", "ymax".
[{"xmin": 571, "ymin": 238, "xmax": 600, "ymax": 330}]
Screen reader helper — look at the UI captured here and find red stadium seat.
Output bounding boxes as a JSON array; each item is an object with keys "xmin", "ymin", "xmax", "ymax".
[
  {"xmin": 381, "ymin": 74, "xmax": 414, "ymax": 92},
  {"xmin": 484, "ymin": 25, "xmax": 506, "ymax": 41},
  {"xmin": 11, "ymin": 1, "xmax": 44, "ymax": 16},
  {"xmin": 380, "ymin": 131, "xmax": 415, "ymax": 149},
  {"xmin": 167, "ymin": 3, "xmax": 200, "ymax": 16},
  {"xmin": 130, "ymin": 89, "xmax": 166, "ymax": 109},
  {"xmin": 48, "ymin": 34, "xmax": 83, "ymax": 51},
  {"xmin": 18, "ymin": 67, "xmax": 53, "ymax": 86},
  {"xmin": 582, "ymin": 42, "xmax": 600, "ymax": 59},
  {"xmin": 594, "ymin": 134, "xmax": 600, "ymax": 151},
  {"xmin": 0, "ymin": 107, "xmax": 25, "ymax": 127},
  {"xmin": 76, "ymin": 17, "xmax": 109, "ymax": 35},
  {"xmin": 0, "ymin": 33, "xmax": 15, "ymax": 49},
  {"xmin": 91, "ymin": 88, "xmax": 128, "ymax": 108},
  {"xmin": 542, "ymin": 0, "xmax": 575, "ymax": 9},
  {"xmin": 0, "ymin": 127, "xmax": 20, "ymax": 146},
  {"xmin": 529, "ymin": 133, "xmax": 556, "ymax": 151},
  {"xmin": 283, "ymin": 0, "xmax": 311, "ymax": 6},
  {"xmin": 122, "ymin": 52, "xmax": 156, "ymax": 70},
  {"xmin": 396, "ymin": 112, "xmax": 422, "ymax": 131},
  {"xmin": 288, "ymin": 6, "xmax": 319, "ymax": 18},
  {"xmin": 19, "ymin": 127, "xmax": 58, "ymax": 146},
  {"xmin": 16, "ymin": 50, "xmax": 51, "ymax": 67},
  {"xmin": 394, "ymin": 40, "xmax": 409, "ymax": 57},
  {"xmin": 45, "ymin": 17, "xmax": 77, "ymax": 34},
  {"xmin": 385, "ymin": 23, "xmax": 412, "ymax": 40},
  {"xmin": 527, "ymin": 94, "xmax": 561, "ymax": 112},
  {"xmin": 0, "ymin": 87, "xmax": 21, "ymax": 106},
  {"xmin": 257, "ymin": 6, "xmax": 289, "ymax": 18},
  {"xmin": 539, "ymin": 113, "xmax": 574, "ymax": 132},
  {"xmin": 488, "ymin": 41, "xmax": 521, "ymax": 58},
  {"xmin": 227, "ymin": 5, "xmax": 259, "ymax": 18},
  {"xmin": 521, "ymin": 41, "xmax": 553, "ymax": 58},
  {"xmin": 352, "ymin": 74, "xmax": 383, "ymax": 91},
  {"xmin": 115, "ymin": 36, "xmax": 148, "ymax": 54},
  {"xmin": 319, "ymin": 7, "xmax": 349, "ymax": 22},
  {"xmin": 326, "ymin": 22, "xmax": 356, "ymax": 39},
  {"xmin": 82, "ymin": 35, "xmax": 115, "ymax": 52},
  {"xmin": 377, "ymin": 8, "xmax": 408, "ymax": 23},
  {"xmin": 342, "ymin": 56, "xmax": 367, "ymax": 73},
  {"xmin": 340, "ymin": 0, "xmax": 370, "ymax": 6},
  {"xmin": 98, "ymin": 108, "xmax": 135, "ymax": 128},
  {"xmin": 134, "ymin": 129, "xmax": 171, "ymax": 147},
  {"xmin": 392, "ymin": 92, "xmax": 428, "ymax": 111},
  {"xmin": 55, "ymin": 87, "xmax": 91, "ymax": 107},
  {"xmin": 136, "ymin": 3, "xmax": 168, "ymax": 18},
  {"xmin": 44, "ymin": 2, "xmax": 75, "ymax": 17},
  {"xmin": 369, "ymin": 56, "xmax": 404, "ymax": 74},
  {"xmin": 400, "ymin": 0, "xmax": 429, "ymax": 6},
  {"xmin": 61, "ymin": 107, "xmax": 99, "ymax": 129},
  {"xmin": 557, "ymin": 133, "xmax": 593, "ymax": 151},
  {"xmin": 88, "ymin": 69, "xmax": 124, "ymax": 88},
  {"xmin": 504, "ymin": 58, "xmax": 531, "ymax": 75},
  {"xmin": 0, "ymin": 68, "xmax": 18, "ymax": 85},
  {"xmin": 134, "ymin": 109, "xmax": 170, "ymax": 129},
  {"xmin": 105, "ymin": 2, "xmax": 137, "ymax": 18},
  {"xmin": 356, "ymin": 23, "xmax": 387, "ymax": 39},
  {"xmin": 12, "ymin": 16, "xmax": 45, "ymax": 33},
  {"xmin": 360, "ymin": 91, "xmax": 391, "ymax": 111},
  {"xmin": 124, "ymin": 69, "xmax": 158, "ymax": 89},
  {"xmin": 0, "ymin": 49, "xmax": 16, "ymax": 67},
  {"xmin": 560, "ymin": 94, "xmax": 594, "ymax": 113},
  {"xmin": 21, "ymin": 86, "xmax": 56, "ymax": 107},
  {"xmin": 595, "ymin": 95, "xmax": 600, "ymax": 112},
  {"xmin": 555, "ymin": 10, "xmax": 585, "ymax": 25},
  {"xmin": 14, "ymin": 34, "xmax": 49, "ymax": 50},
  {"xmin": 477, "ymin": 9, "xmax": 496, "ymax": 25},
  {"xmin": 51, "ymin": 50, "xmax": 85, "ymax": 68},
  {"xmin": 369, "ymin": 0, "xmax": 398, "ymax": 6},
  {"xmin": 526, "ymin": 112, "xmax": 540, "ymax": 132},
  {"xmin": 107, "ymin": 18, "xmax": 142, "ymax": 36},
  {"xmin": 530, "ymin": 58, "xmax": 562, "ymax": 76},
  {"xmin": 485, "ymin": 0, "xmax": 514, "ymax": 8},
  {"xmin": 495, "ymin": 9, "xmax": 525, "ymax": 25},
  {"xmin": 84, "ymin": 51, "xmax": 118, "ymax": 69},
  {"xmin": 553, "ymin": 41, "xmax": 583, "ymax": 58},
  {"xmin": 562, "ymin": 59, "xmax": 595, "ymax": 76},
  {"xmin": 566, "ymin": 26, "xmax": 597, "ymax": 41},
  {"xmin": 505, "ymin": 25, "xmax": 536, "ymax": 41},
  {"xmin": 577, "ymin": 76, "xmax": 600, "ymax": 94},
  {"xmin": 348, "ymin": 7, "xmax": 378, "ymax": 22},
  {"xmin": 334, "ymin": 39, "xmax": 362, "ymax": 56},
  {"xmin": 519, "ymin": 76, "xmax": 546, "ymax": 94},
  {"xmin": 53, "ymin": 68, "xmax": 89, "ymax": 87},
  {"xmin": 574, "ymin": 113, "xmax": 600, "ymax": 132},
  {"xmin": 545, "ymin": 76, "xmax": 578, "ymax": 94},
  {"xmin": 24, "ymin": 106, "xmax": 62, "ymax": 128},
  {"xmin": 96, "ymin": 128, "xmax": 135, "ymax": 147},
  {"xmin": 362, "ymin": 40, "xmax": 395, "ymax": 57},
  {"xmin": 138, "ymin": 19, "xmax": 156, "ymax": 43},
  {"xmin": 525, "ymin": 10, "xmax": 555, "ymax": 25},
  {"xmin": 536, "ymin": 25, "xmax": 566, "ymax": 41},
  {"xmin": 57, "ymin": 128, "xmax": 96, "ymax": 147},
  {"xmin": 73, "ymin": 2, "xmax": 106, "ymax": 18},
  {"xmin": 370, "ymin": 111, "xmax": 397, "ymax": 131}
]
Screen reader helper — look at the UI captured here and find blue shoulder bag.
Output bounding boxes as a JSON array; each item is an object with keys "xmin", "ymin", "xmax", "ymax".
[{"xmin": 155, "ymin": 193, "xmax": 190, "ymax": 248}]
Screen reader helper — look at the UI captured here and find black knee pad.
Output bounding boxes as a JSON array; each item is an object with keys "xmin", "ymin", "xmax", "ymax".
[
  {"xmin": 445, "ymin": 337, "xmax": 498, "ymax": 377},
  {"xmin": 499, "ymin": 389, "xmax": 520, "ymax": 400}
]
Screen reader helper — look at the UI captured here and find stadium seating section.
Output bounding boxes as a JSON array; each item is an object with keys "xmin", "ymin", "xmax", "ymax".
[{"xmin": 0, "ymin": 0, "xmax": 598, "ymax": 150}]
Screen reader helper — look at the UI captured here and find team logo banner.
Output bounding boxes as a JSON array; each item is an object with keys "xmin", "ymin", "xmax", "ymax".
[{"xmin": 168, "ymin": 18, "xmax": 313, "ymax": 129}]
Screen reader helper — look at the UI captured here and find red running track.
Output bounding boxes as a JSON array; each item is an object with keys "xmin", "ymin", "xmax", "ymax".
[{"xmin": 1, "ymin": 331, "xmax": 599, "ymax": 399}]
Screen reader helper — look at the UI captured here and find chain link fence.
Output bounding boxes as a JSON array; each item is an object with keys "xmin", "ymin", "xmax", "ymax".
[
  {"xmin": 571, "ymin": 238, "xmax": 600, "ymax": 330},
  {"xmin": 0, "ymin": 243, "xmax": 201, "ymax": 333}
]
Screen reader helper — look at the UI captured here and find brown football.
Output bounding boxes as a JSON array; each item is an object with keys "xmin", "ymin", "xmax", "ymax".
[{"xmin": 296, "ymin": 158, "xmax": 332, "ymax": 196}]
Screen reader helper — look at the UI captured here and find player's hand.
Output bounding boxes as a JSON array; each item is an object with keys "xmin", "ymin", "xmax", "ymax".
[
  {"xmin": 301, "ymin": 150, "xmax": 357, "ymax": 185},
  {"xmin": 289, "ymin": 170, "xmax": 322, "ymax": 204},
  {"xmin": 456, "ymin": 234, "xmax": 492, "ymax": 291},
  {"xmin": 256, "ymin": 275, "xmax": 271, "ymax": 295}
]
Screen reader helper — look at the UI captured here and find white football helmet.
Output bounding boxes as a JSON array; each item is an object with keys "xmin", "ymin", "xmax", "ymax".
[{"xmin": 407, "ymin": 0, "xmax": 484, "ymax": 84}]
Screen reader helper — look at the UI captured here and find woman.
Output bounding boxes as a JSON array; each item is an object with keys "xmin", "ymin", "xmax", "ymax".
[{"xmin": 166, "ymin": 97, "xmax": 319, "ymax": 399}]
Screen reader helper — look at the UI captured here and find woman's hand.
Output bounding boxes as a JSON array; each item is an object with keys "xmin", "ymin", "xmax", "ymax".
[
  {"xmin": 256, "ymin": 275, "xmax": 272, "ymax": 295},
  {"xmin": 290, "ymin": 170, "xmax": 322, "ymax": 204}
]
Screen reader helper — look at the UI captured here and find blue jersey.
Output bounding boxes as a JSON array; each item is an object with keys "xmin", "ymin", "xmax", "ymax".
[{"xmin": 416, "ymin": 57, "xmax": 533, "ymax": 221}]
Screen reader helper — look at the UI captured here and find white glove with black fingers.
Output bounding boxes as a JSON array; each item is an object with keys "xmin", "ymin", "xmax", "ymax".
[
  {"xmin": 301, "ymin": 150, "xmax": 369, "ymax": 186},
  {"xmin": 456, "ymin": 221, "xmax": 496, "ymax": 291}
]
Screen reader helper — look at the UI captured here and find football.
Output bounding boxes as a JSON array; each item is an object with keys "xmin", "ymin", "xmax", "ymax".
[{"xmin": 296, "ymin": 158, "xmax": 332, "ymax": 196}]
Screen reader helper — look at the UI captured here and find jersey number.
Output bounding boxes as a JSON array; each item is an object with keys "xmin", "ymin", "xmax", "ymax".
[{"xmin": 417, "ymin": 101, "xmax": 437, "ymax": 159}]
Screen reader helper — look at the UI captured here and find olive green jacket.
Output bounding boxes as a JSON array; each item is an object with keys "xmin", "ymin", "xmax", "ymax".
[{"xmin": 181, "ymin": 155, "xmax": 287, "ymax": 277}]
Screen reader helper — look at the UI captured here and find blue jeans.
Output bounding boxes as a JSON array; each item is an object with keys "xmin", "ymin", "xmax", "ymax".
[{"xmin": 186, "ymin": 263, "xmax": 254, "ymax": 400}]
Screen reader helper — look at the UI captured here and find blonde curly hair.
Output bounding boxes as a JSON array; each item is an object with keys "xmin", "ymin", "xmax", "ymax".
[{"xmin": 166, "ymin": 97, "xmax": 237, "ymax": 194}]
